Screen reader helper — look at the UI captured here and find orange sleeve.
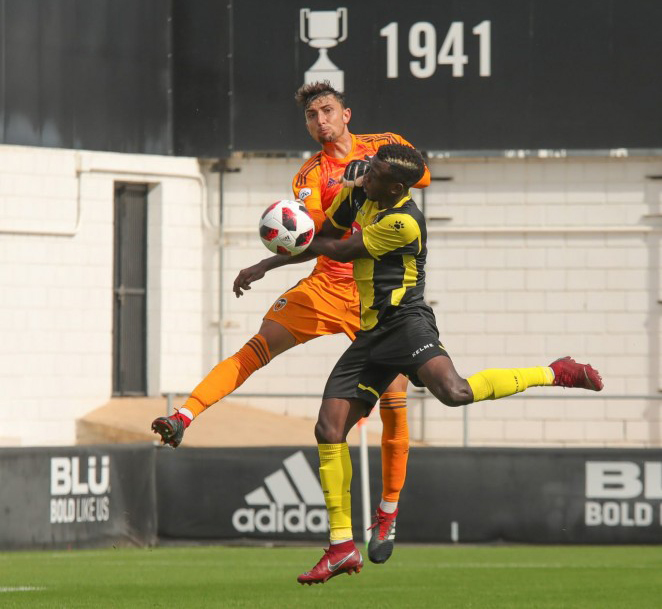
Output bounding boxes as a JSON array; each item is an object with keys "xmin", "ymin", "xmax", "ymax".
[
  {"xmin": 292, "ymin": 155, "xmax": 326, "ymax": 232},
  {"xmin": 386, "ymin": 132, "xmax": 431, "ymax": 189}
]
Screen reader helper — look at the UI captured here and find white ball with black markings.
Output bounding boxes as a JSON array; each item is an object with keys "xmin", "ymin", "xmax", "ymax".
[{"xmin": 259, "ymin": 199, "xmax": 315, "ymax": 256}]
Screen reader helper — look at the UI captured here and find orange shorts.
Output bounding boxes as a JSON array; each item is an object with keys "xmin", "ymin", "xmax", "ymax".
[{"xmin": 263, "ymin": 271, "xmax": 360, "ymax": 344}]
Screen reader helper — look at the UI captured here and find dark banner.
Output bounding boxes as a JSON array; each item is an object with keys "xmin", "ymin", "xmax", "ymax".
[
  {"xmin": 0, "ymin": 445, "xmax": 157, "ymax": 550},
  {"xmin": 400, "ymin": 448, "xmax": 662, "ymax": 543},
  {"xmin": 231, "ymin": 0, "xmax": 662, "ymax": 153},
  {"xmin": 156, "ymin": 447, "xmax": 332, "ymax": 541},
  {"xmin": 0, "ymin": 0, "xmax": 171, "ymax": 154},
  {"xmin": 1, "ymin": 1, "xmax": 661, "ymax": 156},
  {"xmin": 156, "ymin": 446, "xmax": 662, "ymax": 544}
]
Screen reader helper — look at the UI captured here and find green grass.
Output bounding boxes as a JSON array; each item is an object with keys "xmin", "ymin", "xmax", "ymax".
[{"xmin": 1, "ymin": 545, "xmax": 661, "ymax": 608}]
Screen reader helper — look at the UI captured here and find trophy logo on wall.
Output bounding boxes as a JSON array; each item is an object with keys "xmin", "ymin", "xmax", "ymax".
[{"xmin": 299, "ymin": 8, "xmax": 348, "ymax": 92}]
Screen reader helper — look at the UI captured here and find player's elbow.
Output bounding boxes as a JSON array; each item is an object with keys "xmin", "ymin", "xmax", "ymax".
[
  {"xmin": 334, "ymin": 249, "xmax": 355, "ymax": 263},
  {"xmin": 320, "ymin": 244, "xmax": 354, "ymax": 263}
]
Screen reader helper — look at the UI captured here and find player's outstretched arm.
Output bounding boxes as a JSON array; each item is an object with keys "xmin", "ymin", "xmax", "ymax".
[
  {"xmin": 309, "ymin": 230, "xmax": 369, "ymax": 263},
  {"xmin": 232, "ymin": 254, "xmax": 306, "ymax": 297},
  {"xmin": 233, "ymin": 218, "xmax": 346, "ymax": 297}
]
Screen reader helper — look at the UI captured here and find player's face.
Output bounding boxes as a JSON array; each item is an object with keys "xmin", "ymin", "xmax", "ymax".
[
  {"xmin": 362, "ymin": 157, "xmax": 398, "ymax": 203},
  {"xmin": 304, "ymin": 95, "xmax": 351, "ymax": 144}
]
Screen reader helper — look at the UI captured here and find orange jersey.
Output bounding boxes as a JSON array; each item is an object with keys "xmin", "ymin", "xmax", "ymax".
[{"xmin": 292, "ymin": 132, "xmax": 430, "ymax": 278}]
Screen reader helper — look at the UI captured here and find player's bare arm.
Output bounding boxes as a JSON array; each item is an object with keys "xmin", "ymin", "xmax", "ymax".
[
  {"xmin": 233, "ymin": 219, "xmax": 345, "ymax": 297},
  {"xmin": 308, "ymin": 229, "xmax": 369, "ymax": 263}
]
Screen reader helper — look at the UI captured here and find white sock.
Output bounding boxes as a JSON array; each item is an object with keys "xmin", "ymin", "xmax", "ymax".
[
  {"xmin": 177, "ymin": 408, "xmax": 193, "ymax": 422},
  {"xmin": 330, "ymin": 538, "xmax": 352, "ymax": 545},
  {"xmin": 380, "ymin": 500, "xmax": 398, "ymax": 514}
]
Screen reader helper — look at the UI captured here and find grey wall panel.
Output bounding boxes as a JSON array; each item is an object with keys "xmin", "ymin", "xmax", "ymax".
[
  {"xmin": 0, "ymin": 0, "xmax": 171, "ymax": 154},
  {"xmin": 0, "ymin": 445, "xmax": 157, "ymax": 550}
]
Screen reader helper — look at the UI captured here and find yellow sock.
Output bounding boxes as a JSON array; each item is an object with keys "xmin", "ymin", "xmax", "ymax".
[
  {"xmin": 318, "ymin": 443, "xmax": 353, "ymax": 542},
  {"xmin": 182, "ymin": 335, "xmax": 271, "ymax": 418},
  {"xmin": 467, "ymin": 367, "xmax": 554, "ymax": 402},
  {"xmin": 379, "ymin": 392, "xmax": 409, "ymax": 503}
]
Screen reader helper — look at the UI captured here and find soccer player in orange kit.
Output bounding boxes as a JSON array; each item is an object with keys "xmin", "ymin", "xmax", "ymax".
[{"xmin": 152, "ymin": 82, "xmax": 430, "ymax": 563}]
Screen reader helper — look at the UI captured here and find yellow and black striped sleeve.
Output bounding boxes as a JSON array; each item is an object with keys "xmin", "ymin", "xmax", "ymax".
[
  {"xmin": 362, "ymin": 212, "xmax": 422, "ymax": 260},
  {"xmin": 326, "ymin": 186, "xmax": 355, "ymax": 231}
]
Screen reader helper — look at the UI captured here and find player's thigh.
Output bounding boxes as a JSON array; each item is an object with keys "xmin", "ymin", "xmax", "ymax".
[
  {"xmin": 323, "ymin": 336, "xmax": 400, "ymax": 411},
  {"xmin": 383, "ymin": 373, "xmax": 409, "ymax": 394},
  {"xmin": 315, "ymin": 397, "xmax": 370, "ymax": 443},
  {"xmin": 257, "ymin": 319, "xmax": 297, "ymax": 357},
  {"xmin": 263, "ymin": 273, "xmax": 358, "ymax": 344},
  {"xmin": 371, "ymin": 313, "xmax": 446, "ymax": 374}
]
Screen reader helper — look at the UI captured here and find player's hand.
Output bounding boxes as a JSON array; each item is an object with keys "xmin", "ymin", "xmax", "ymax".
[
  {"xmin": 233, "ymin": 261, "xmax": 268, "ymax": 297},
  {"xmin": 342, "ymin": 159, "xmax": 370, "ymax": 188}
]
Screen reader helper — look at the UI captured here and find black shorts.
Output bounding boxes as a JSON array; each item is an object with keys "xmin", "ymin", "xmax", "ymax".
[{"xmin": 322, "ymin": 307, "xmax": 449, "ymax": 411}]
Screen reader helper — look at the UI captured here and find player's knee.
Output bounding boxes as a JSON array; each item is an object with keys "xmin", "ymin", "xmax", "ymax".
[
  {"xmin": 429, "ymin": 380, "xmax": 473, "ymax": 408},
  {"xmin": 314, "ymin": 418, "xmax": 343, "ymax": 444},
  {"xmin": 382, "ymin": 436, "xmax": 409, "ymax": 451}
]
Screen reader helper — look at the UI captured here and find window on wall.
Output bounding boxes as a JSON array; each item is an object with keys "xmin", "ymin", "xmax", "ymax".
[{"xmin": 112, "ymin": 183, "xmax": 148, "ymax": 396}]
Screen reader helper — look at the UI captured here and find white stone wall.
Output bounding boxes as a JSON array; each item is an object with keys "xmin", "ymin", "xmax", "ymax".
[
  {"xmin": 0, "ymin": 145, "xmax": 213, "ymax": 445},
  {"xmin": 1, "ymin": 144, "xmax": 661, "ymax": 447}
]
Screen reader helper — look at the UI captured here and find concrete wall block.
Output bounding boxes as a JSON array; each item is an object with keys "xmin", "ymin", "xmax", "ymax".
[
  {"xmin": 487, "ymin": 269, "xmax": 526, "ymax": 291},
  {"xmin": 605, "ymin": 400, "xmax": 655, "ymax": 420},
  {"xmin": 562, "ymin": 399, "xmax": 606, "ymax": 420},
  {"xmin": 505, "ymin": 291, "xmax": 545, "ymax": 312},
  {"xmin": 467, "ymin": 420, "xmax": 505, "ymax": 442},
  {"xmin": 504, "ymin": 420, "xmax": 545, "ymax": 440},
  {"xmin": 585, "ymin": 292, "xmax": 627, "ymax": 312},
  {"xmin": 544, "ymin": 292, "xmax": 587, "ymax": 312},
  {"xmin": 544, "ymin": 420, "xmax": 585, "ymax": 441},
  {"xmin": 565, "ymin": 313, "xmax": 607, "ymax": 334},
  {"xmin": 445, "ymin": 269, "xmax": 486, "ymax": 291},
  {"xmin": 525, "ymin": 312, "xmax": 566, "ymax": 333},
  {"xmin": 584, "ymin": 420, "xmax": 625, "ymax": 441},
  {"xmin": 524, "ymin": 401, "xmax": 564, "ymax": 421},
  {"xmin": 625, "ymin": 420, "xmax": 662, "ymax": 444},
  {"xmin": 463, "ymin": 335, "xmax": 507, "ymax": 356},
  {"xmin": 422, "ymin": 419, "xmax": 465, "ymax": 443},
  {"xmin": 566, "ymin": 269, "xmax": 607, "ymax": 291}
]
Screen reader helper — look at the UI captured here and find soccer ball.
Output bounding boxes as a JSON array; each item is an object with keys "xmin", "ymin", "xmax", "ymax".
[{"xmin": 259, "ymin": 199, "xmax": 315, "ymax": 256}]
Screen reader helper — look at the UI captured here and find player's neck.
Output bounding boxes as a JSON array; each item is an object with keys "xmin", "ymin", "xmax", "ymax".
[
  {"xmin": 378, "ymin": 190, "xmax": 408, "ymax": 210},
  {"xmin": 321, "ymin": 131, "xmax": 353, "ymax": 159}
]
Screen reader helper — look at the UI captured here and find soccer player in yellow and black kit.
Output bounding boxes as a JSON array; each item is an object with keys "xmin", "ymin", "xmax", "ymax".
[
  {"xmin": 295, "ymin": 143, "xmax": 603, "ymax": 585},
  {"xmin": 151, "ymin": 82, "xmax": 429, "ymax": 563}
]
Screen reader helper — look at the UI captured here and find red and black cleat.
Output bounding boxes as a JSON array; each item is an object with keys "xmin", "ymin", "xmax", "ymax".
[
  {"xmin": 297, "ymin": 540, "xmax": 363, "ymax": 585},
  {"xmin": 550, "ymin": 356, "xmax": 603, "ymax": 391},
  {"xmin": 151, "ymin": 414, "xmax": 188, "ymax": 448}
]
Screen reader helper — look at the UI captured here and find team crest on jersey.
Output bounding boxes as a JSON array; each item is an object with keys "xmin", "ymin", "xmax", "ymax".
[
  {"xmin": 298, "ymin": 188, "xmax": 312, "ymax": 200},
  {"xmin": 273, "ymin": 298, "xmax": 287, "ymax": 312},
  {"xmin": 391, "ymin": 220, "xmax": 405, "ymax": 230}
]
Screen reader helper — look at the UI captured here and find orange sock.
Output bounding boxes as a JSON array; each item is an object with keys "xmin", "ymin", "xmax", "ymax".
[
  {"xmin": 181, "ymin": 335, "xmax": 271, "ymax": 419},
  {"xmin": 379, "ymin": 391, "xmax": 409, "ymax": 503}
]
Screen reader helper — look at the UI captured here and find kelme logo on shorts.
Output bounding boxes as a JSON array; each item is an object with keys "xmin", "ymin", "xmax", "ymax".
[
  {"xmin": 273, "ymin": 298, "xmax": 287, "ymax": 312},
  {"xmin": 412, "ymin": 343, "xmax": 435, "ymax": 357},
  {"xmin": 232, "ymin": 451, "xmax": 328, "ymax": 534}
]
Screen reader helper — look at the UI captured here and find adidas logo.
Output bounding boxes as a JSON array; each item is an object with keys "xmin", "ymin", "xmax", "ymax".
[{"xmin": 231, "ymin": 451, "xmax": 328, "ymax": 534}]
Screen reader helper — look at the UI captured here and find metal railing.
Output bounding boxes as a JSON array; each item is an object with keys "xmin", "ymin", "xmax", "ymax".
[{"xmin": 164, "ymin": 390, "xmax": 662, "ymax": 447}]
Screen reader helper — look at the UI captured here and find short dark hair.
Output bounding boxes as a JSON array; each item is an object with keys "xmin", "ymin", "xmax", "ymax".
[
  {"xmin": 375, "ymin": 144, "xmax": 426, "ymax": 188},
  {"xmin": 294, "ymin": 81, "xmax": 346, "ymax": 110}
]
